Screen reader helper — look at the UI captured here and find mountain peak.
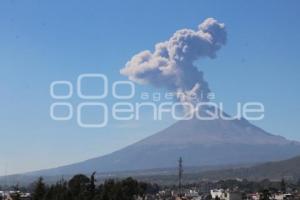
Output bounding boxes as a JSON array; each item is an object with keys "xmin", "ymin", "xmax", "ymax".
[{"xmin": 137, "ymin": 115, "xmax": 292, "ymax": 146}]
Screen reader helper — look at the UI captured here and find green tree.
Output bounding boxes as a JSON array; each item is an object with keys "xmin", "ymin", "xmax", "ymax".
[
  {"xmin": 260, "ymin": 189, "xmax": 271, "ymax": 200},
  {"xmin": 121, "ymin": 177, "xmax": 139, "ymax": 200},
  {"xmin": 32, "ymin": 177, "xmax": 46, "ymax": 200},
  {"xmin": 101, "ymin": 179, "xmax": 116, "ymax": 200},
  {"xmin": 87, "ymin": 172, "xmax": 96, "ymax": 200},
  {"xmin": 215, "ymin": 196, "xmax": 220, "ymax": 200},
  {"xmin": 68, "ymin": 174, "xmax": 90, "ymax": 200}
]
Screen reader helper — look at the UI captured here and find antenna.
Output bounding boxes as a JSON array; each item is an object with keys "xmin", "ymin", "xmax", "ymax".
[
  {"xmin": 4, "ymin": 163, "xmax": 7, "ymax": 188},
  {"xmin": 178, "ymin": 157, "xmax": 183, "ymax": 197}
]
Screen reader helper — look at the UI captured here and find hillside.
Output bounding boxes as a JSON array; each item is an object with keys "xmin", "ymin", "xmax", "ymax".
[
  {"xmin": 24, "ymin": 114, "xmax": 300, "ymax": 177},
  {"xmin": 196, "ymin": 155, "xmax": 300, "ymax": 181}
]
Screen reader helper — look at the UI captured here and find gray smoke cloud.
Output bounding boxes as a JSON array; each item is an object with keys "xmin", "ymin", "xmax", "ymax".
[{"xmin": 120, "ymin": 18, "xmax": 227, "ymax": 114}]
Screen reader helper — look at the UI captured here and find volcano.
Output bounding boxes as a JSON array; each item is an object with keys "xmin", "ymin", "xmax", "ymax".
[{"xmin": 28, "ymin": 116, "xmax": 300, "ymax": 176}]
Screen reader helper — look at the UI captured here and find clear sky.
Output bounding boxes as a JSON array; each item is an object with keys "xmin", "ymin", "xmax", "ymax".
[{"xmin": 1, "ymin": 0, "xmax": 300, "ymax": 175}]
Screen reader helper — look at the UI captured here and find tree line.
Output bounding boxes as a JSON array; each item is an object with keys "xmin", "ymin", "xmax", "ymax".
[{"xmin": 29, "ymin": 173, "xmax": 159, "ymax": 200}]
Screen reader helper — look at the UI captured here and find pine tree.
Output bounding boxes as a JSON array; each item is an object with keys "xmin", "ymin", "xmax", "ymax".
[{"xmin": 32, "ymin": 177, "xmax": 46, "ymax": 200}]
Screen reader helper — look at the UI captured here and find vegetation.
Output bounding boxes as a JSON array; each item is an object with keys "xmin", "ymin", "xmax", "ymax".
[
  {"xmin": 30, "ymin": 173, "xmax": 159, "ymax": 200},
  {"xmin": 6, "ymin": 173, "xmax": 300, "ymax": 200}
]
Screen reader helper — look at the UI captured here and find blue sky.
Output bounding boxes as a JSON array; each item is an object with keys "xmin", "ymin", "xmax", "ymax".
[{"xmin": 0, "ymin": 0, "xmax": 300, "ymax": 175}]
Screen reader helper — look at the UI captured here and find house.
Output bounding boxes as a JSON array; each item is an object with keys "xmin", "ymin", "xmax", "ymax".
[
  {"xmin": 273, "ymin": 193, "xmax": 294, "ymax": 200},
  {"xmin": 246, "ymin": 193, "xmax": 260, "ymax": 200},
  {"xmin": 210, "ymin": 189, "xmax": 242, "ymax": 200},
  {"xmin": 211, "ymin": 189, "xmax": 225, "ymax": 199}
]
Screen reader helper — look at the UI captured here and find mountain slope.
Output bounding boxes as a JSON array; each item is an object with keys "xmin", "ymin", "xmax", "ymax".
[
  {"xmin": 197, "ymin": 155, "xmax": 300, "ymax": 180},
  {"xmin": 27, "ymin": 117, "xmax": 300, "ymax": 176}
]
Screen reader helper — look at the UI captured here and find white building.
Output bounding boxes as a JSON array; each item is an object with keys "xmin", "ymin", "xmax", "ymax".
[
  {"xmin": 210, "ymin": 189, "xmax": 242, "ymax": 200},
  {"xmin": 274, "ymin": 193, "xmax": 294, "ymax": 200},
  {"xmin": 211, "ymin": 189, "xmax": 225, "ymax": 199}
]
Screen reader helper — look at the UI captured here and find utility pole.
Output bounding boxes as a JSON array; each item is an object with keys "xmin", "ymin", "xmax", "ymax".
[{"xmin": 178, "ymin": 157, "xmax": 183, "ymax": 197}]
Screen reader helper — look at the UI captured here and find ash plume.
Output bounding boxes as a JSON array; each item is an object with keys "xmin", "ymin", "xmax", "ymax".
[{"xmin": 121, "ymin": 18, "xmax": 227, "ymax": 113}]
